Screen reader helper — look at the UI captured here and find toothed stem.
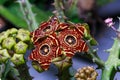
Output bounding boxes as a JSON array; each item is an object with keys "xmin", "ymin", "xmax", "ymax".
[
  {"xmin": 54, "ymin": 0, "xmax": 66, "ymax": 22},
  {"xmin": 101, "ymin": 38, "xmax": 120, "ymax": 80},
  {"xmin": 18, "ymin": 0, "xmax": 38, "ymax": 31},
  {"xmin": 86, "ymin": 40, "xmax": 105, "ymax": 68}
]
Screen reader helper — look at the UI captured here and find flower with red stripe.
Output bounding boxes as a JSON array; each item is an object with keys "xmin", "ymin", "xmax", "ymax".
[
  {"xmin": 29, "ymin": 34, "xmax": 61, "ymax": 70},
  {"xmin": 31, "ymin": 16, "xmax": 59, "ymax": 45},
  {"xmin": 57, "ymin": 24, "xmax": 88, "ymax": 57}
]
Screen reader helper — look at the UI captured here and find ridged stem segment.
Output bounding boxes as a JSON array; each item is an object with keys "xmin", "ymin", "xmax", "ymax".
[
  {"xmin": 54, "ymin": 0, "xmax": 66, "ymax": 22},
  {"xmin": 18, "ymin": 0, "xmax": 38, "ymax": 31},
  {"xmin": 101, "ymin": 38, "xmax": 120, "ymax": 80}
]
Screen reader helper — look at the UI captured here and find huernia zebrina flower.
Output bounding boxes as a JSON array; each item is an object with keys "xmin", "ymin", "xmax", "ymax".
[
  {"xmin": 57, "ymin": 25, "xmax": 88, "ymax": 57},
  {"xmin": 29, "ymin": 34, "xmax": 62, "ymax": 70},
  {"xmin": 29, "ymin": 16, "xmax": 89, "ymax": 70},
  {"xmin": 31, "ymin": 16, "xmax": 59, "ymax": 45}
]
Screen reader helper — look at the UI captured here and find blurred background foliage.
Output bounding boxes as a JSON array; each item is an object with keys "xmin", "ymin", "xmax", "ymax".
[
  {"xmin": 0, "ymin": 0, "xmax": 53, "ymax": 29},
  {"xmin": 96, "ymin": 0, "xmax": 113, "ymax": 6},
  {"xmin": 0, "ymin": 0, "xmax": 113, "ymax": 31}
]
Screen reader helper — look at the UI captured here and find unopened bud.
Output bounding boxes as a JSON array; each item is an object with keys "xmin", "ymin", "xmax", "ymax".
[
  {"xmin": 2, "ymin": 37, "xmax": 16, "ymax": 50},
  {"xmin": 11, "ymin": 54, "xmax": 25, "ymax": 65},
  {"xmin": 0, "ymin": 49, "xmax": 11, "ymax": 63},
  {"xmin": 0, "ymin": 32, "xmax": 9, "ymax": 43},
  {"xmin": 7, "ymin": 28, "xmax": 18, "ymax": 35},
  {"xmin": 14, "ymin": 41, "xmax": 28, "ymax": 54},
  {"xmin": 74, "ymin": 66, "xmax": 98, "ymax": 80},
  {"xmin": 32, "ymin": 61, "xmax": 44, "ymax": 73},
  {"xmin": 16, "ymin": 29, "xmax": 30, "ymax": 42}
]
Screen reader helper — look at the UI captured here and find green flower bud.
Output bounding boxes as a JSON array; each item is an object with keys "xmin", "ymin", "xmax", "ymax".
[
  {"xmin": 19, "ymin": 29, "xmax": 30, "ymax": 35},
  {"xmin": 16, "ymin": 29, "xmax": 30, "ymax": 42},
  {"xmin": 7, "ymin": 28, "xmax": 18, "ymax": 37},
  {"xmin": 0, "ymin": 49, "xmax": 11, "ymax": 63},
  {"xmin": 11, "ymin": 54, "xmax": 25, "ymax": 66},
  {"xmin": 14, "ymin": 41, "xmax": 28, "ymax": 54},
  {"xmin": 2, "ymin": 37, "xmax": 16, "ymax": 50},
  {"xmin": 32, "ymin": 61, "xmax": 44, "ymax": 73},
  {"xmin": 74, "ymin": 66, "xmax": 98, "ymax": 80},
  {"xmin": 0, "ymin": 32, "xmax": 9, "ymax": 43},
  {"xmin": 7, "ymin": 28, "xmax": 18, "ymax": 34}
]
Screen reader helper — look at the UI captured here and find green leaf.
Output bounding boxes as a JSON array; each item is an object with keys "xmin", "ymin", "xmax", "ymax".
[
  {"xmin": 0, "ymin": 64, "xmax": 5, "ymax": 78},
  {"xmin": 0, "ymin": 5, "xmax": 28, "ymax": 29},
  {"xmin": 0, "ymin": 0, "xmax": 8, "ymax": 5},
  {"xmin": 0, "ymin": 2, "xmax": 52, "ymax": 30},
  {"xmin": 32, "ymin": 5, "xmax": 52, "ymax": 23}
]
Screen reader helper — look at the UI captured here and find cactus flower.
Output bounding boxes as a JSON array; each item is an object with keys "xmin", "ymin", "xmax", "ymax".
[
  {"xmin": 29, "ymin": 34, "xmax": 62, "ymax": 70},
  {"xmin": 29, "ymin": 16, "xmax": 90, "ymax": 71}
]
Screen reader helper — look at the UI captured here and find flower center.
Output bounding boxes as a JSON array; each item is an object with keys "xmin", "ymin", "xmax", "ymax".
[
  {"xmin": 43, "ymin": 26, "xmax": 51, "ymax": 32},
  {"xmin": 65, "ymin": 35, "xmax": 76, "ymax": 45},
  {"xmin": 40, "ymin": 44, "xmax": 50, "ymax": 55}
]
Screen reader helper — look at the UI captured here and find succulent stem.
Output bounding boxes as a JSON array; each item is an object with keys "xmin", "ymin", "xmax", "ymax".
[
  {"xmin": 15, "ymin": 62, "xmax": 32, "ymax": 80},
  {"xmin": 101, "ymin": 38, "xmax": 120, "ymax": 80},
  {"xmin": 18, "ymin": 0, "xmax": 38, "ymax": 31},
  {"xmin": 54, "ymin": 0, "xmax": 66, "ymax": 22},
  {"xmin": 86, "ymin": 40, "xmax": 105, "ymax": 68},
  {"xmin": 57, "ymin": 67, "xmax": 71, "ymax": 80}
]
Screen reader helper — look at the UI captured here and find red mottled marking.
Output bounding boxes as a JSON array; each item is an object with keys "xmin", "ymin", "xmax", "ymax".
[
  {"xmin": 75, "ymin": 23, "xmax": 85, "ymax": 37},
  {"xmin": 80, "ymin": 41, "xmax": 89, "ymax": 52},
  {"xmin": 57, "ymin": 27, "xmax": 88, "ymax": 57},
  {"xmin": 31, "ymin": 16, "xmax": 60, "ymax": 44},
  {"xmin": 57, "ymin": 22, "xmax": 69, "ymax": 30},
  {"xmin": 29, "ymin": 34, "xmax": 62, "ymax": 70},
  {"xmin": 29, "ymin": 16, "xmax": 89, "ymax": 70},
  {"xmin": 38, "ymin": 16, "xmax": 59, "ymax": 36},
  {"xmin": 64, "ymin": 50, "xmax": 74, "ymax": 57}
]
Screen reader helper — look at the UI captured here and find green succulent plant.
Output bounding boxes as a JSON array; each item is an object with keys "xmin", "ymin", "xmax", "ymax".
[{"xmin": 0, "ymin": 28, "xmax": 31, "ymax": 65}]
